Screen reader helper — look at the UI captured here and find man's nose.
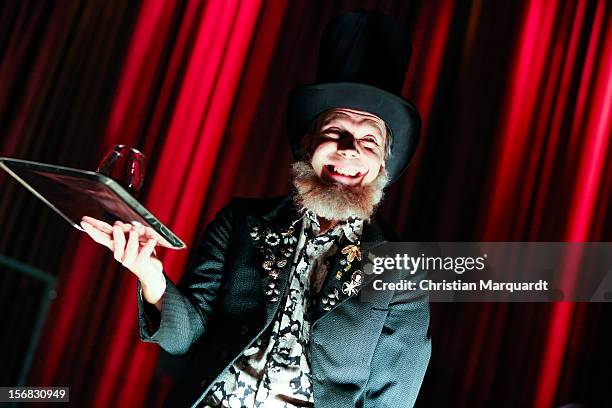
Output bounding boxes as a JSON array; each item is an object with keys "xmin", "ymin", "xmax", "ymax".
[{"xmin": 337, "ymin": 135, "xmax": 359, "ymax": 158}]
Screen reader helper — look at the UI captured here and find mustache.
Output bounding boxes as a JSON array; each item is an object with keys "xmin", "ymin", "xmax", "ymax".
[{"xmin": 290, "ymin": 161, "xmax": 389, "ymax": 221}]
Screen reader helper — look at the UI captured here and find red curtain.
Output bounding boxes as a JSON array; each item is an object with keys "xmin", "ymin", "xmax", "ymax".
[{"xmin": 1, "ymin": 0, "xmax": 611, "ymax": 407}]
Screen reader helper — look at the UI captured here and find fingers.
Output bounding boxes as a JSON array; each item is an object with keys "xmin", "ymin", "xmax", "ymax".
[
  {"xmin": 81, "ymin": 216, "xmax": 113, "ymax": 234},
  {"xmin": 81, "ymin": 221, "xmax": 113, "ymax": 249},
  {"xmin": 138, "ymin": 239, "xmax": 158, "ymax": 261},
  {"xmin": 144, "ymin": 226, "xmax": 157, "ymax": 239},
  {"xmin": 112, "ymin": 225, "xmax": 126, "ymax": 262},
  {"xmin": 113, "ymin": 220, "xmax": 132, "ymax": 233},
  {"xmin": 81, "ymin": 216, "xmax": 132, "ymax": 234},
  {"xmin": 132, "ymin": 224, "xmax": 151, "ymax": 245},
  {"xmin": 131, "ymin": 223, "xmax": 146, "ymax": 236},
  {"xmin": 122, "ymin": 230, "xmax": 140, "ymax": 268},
  {"xmin": 83, "ymin": 219, "xmax": 161, "ymax": 276},
  {"xmin": 145, "ymin": 227, "xmax": 171, "ymax": 248}
]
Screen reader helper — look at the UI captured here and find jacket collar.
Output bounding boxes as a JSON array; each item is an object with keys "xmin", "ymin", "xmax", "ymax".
[{"xmin": 261, "ymin": 193, "xmax": 299, "ymax": 224}]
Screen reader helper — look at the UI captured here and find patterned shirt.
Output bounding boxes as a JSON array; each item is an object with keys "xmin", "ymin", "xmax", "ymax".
[{"xmin": 201, "ymin": 211, "xmax": 363, "ymax": 407}]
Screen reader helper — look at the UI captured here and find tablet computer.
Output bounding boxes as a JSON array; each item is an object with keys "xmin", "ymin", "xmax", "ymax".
[{"xmin": 0, "ymin": 157, "xmax": 186, "ymax": 249}]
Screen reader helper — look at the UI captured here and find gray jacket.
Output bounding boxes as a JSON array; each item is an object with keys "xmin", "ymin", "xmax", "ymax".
[{"xmin": 138, "ymin": 193, "xmax": 431, "ymax": 407}]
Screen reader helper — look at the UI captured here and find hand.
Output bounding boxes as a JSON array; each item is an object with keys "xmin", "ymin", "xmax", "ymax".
[{"xmin": 80, "ymin": 216, "xmax": 166, "ymax": 305}]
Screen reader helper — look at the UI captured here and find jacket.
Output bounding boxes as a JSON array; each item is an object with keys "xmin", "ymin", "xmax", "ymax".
[{"xmin": 137, "ymin": 193, "xmax": 431, "ymax": 407}]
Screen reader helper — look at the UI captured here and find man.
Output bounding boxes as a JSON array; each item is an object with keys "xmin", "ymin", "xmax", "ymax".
[{"xmin": 82, "ymin": 11, "xmax": 430, "ymax": 407}]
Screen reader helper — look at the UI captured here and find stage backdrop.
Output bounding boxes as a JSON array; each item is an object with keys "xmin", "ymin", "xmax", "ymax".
[{"xmin": 1, "ymin": 0, "xmax": 611, "ymax": 407}]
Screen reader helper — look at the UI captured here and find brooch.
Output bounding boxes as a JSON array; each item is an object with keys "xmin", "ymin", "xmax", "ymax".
[
  {"xmin": 335, "ymin": 243, "xmax": 362, "ymax": 280},
  {"xmin": 281, "ymin": 225, "xmax": 298, "ymax": 245},
  {"xmin": 341, "ymin": 270, "xmax": 364, "ymax": 297},
  {"xmin": 250, "ymin": 219, "xmax": 301, "ymax": 303},
  {"xmin": 341, "ymin": 244, "xmax": 362, "ymax": 262},
  {"xmin": 321, "ymin": 288, "xmax": 339, "ymax": 311},
  {"xmin": 264, "ymin": 231, "xmax": 280, "ymax": 246}
]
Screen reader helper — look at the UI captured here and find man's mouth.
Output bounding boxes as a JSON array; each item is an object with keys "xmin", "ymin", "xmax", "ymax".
[{"xmin": 323, "ymin": 164, "xmax": 367, "ymax": 186}]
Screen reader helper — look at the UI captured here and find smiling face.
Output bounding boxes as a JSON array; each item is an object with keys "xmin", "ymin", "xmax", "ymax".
[{"xmin": 304, "ymin": 108, "xmax": 388, "ymax": 187}]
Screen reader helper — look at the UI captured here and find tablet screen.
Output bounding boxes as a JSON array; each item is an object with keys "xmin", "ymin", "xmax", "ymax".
[{"xmin": 0, "ymin": 158, "xmax": 186, "ymax": 249}]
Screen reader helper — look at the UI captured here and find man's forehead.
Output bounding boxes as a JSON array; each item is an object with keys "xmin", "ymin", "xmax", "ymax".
[{"xmin": 319, "ymin": 108, "xmax": 386, "ymax": 134}]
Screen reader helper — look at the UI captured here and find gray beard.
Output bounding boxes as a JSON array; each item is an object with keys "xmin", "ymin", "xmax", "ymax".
[{"xmin": 290, "ymin": 160, "xmax": 389, "ymax": 221}]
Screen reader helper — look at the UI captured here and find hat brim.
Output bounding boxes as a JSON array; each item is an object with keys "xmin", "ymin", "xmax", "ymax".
[{"xmin": 287, "ymin": 82, "xmax": 421, "ymax": 183}]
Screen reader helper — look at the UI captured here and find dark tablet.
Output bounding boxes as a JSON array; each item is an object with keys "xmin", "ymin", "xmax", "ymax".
[{"xmin": 0, "ymin": 157, "xmax": 186, "ymax": 249}]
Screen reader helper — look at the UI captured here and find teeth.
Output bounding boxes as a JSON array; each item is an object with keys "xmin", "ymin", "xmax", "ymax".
[{"xmin": 333, "ymin": 166, "xmax": 359, "ymax": 177}]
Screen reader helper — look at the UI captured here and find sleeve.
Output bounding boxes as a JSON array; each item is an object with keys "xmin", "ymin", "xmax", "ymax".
[
  {"xmin": 136, "ymin": 199, "xmax": 236, "ymax": 355},
  {"xmin": 364, "ymin": 283, "xmax": 432, "ymax": 408}
]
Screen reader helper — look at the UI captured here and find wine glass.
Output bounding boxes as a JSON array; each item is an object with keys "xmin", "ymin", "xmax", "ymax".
[{"xmin": 96, "ymin": 144, "xmax": 145, "ymax": 194}]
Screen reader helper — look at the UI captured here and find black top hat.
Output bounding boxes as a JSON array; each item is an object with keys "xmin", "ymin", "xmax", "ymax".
[{"xmin": 287, "ymin": 11, "xmax": 421, "ymax": 183}]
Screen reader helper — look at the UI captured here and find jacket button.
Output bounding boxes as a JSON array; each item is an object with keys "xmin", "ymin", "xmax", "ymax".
[{"xmin": 240, "ymin": 324, "xmax": 249, "ymax": 335}]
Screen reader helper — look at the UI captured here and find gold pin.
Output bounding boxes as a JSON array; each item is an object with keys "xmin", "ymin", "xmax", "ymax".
[{"xmin": 341, "ymin": 244, "xmax": 362, "ymax": 262}]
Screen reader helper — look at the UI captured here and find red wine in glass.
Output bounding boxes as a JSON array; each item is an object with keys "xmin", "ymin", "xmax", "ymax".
[{"xmin": 96, "ymin": 144, "xmax": 145, "ymax": 195}]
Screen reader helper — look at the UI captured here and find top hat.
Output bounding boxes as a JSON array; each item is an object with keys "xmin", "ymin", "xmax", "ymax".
[{"xmin": 287, "ymin": 11, "xmax": 421, "ymax": 183}]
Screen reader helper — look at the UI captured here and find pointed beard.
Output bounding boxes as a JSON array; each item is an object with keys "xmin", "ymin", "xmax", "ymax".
[{"xmin": 290, "ymin": 160, "xmax": 389, "ymax": 221}]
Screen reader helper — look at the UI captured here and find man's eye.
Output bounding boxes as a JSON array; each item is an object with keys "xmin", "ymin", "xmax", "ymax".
[
  {"xmin": 362, "ymin": 137, "xmax": 379, "ymax": 145},
  {"xmin": 322, "ymin": 129, "xmax": 341, "ymax": 137}
]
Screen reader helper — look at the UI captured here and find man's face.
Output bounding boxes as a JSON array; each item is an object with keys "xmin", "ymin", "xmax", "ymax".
[{"xmin": 307, "ymin": 108, "xmax": 387, "ymax": 187}]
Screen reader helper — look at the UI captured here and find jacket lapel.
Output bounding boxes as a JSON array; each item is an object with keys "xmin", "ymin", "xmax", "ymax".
[
  {"xmin": 312, "ymin": 218, "xmax": 388, "ymax": 322},
  {"xmin": 246, "ymin": 194, "xmax": 302, "ymax": 326}
]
